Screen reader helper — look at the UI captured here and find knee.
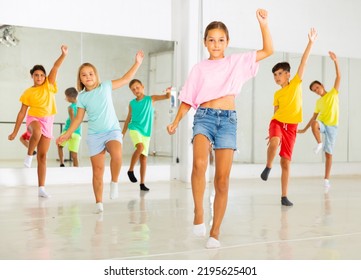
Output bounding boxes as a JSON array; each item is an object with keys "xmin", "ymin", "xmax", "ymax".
[
  {"xmin": 214, "ymin": 176, "xmax": 229, "ymax": 194},
  {"xmin": 193, "ymin": 158, "xmax": 208, "ymax": 174},
  {"xmin": 280, "ymin": 159, "xmax": 290, "ymax": 170},
  {"xmin": 135, "ymin": 143, "xmax": 144, "ymax": 153}
]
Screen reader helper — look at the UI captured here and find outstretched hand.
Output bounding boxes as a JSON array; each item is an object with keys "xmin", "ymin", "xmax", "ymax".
[
  {"xmin": 135, "ymin": 50, "xmax": 144, "ymax": 65},
  {"xmin": 61, "ymin": 45, "xmax": 68, "ymax": 56},
  {"xmin": 308, "ymin": 28, "xmax": 318, "ymax": 43},
  {"xmin": 256, "ymin": 9, "xmax": 268, "ymax": 25},
  {"xmin": 329, "ymin": 51, "xmax": 337, "ymax": 62}
]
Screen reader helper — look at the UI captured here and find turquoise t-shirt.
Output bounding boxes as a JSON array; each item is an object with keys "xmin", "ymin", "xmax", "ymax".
[
  {"xmin": 128, "ymin": 95, "xmax": 154, "ymax": 137},
  {"xmin": 77, "ymin": 80, "xmax": 120, "ymax": 135},
  {"xmin": 63, "ymin": 102, "xmax": 82, "ymax": 136}
]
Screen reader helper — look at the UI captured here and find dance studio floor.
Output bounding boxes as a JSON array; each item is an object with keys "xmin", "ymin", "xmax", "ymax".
[{"xmin": 1, "ymin": 173, "xmax": 361, "ymax": 260}]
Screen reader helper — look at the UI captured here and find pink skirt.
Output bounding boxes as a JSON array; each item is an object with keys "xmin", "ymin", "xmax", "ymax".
[{"xmin": 26, "ymin": 115, "xmax": 55, "ymax": 139}]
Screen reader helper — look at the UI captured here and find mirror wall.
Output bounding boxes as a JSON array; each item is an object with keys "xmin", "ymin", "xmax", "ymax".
[{"xmin": 0, "ymin": 26, "xmax": 175, "ymax": 167}]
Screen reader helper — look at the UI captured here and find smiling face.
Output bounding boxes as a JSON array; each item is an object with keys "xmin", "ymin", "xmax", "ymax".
[
  {"xmin": 204, "ymin": 28, "xmax": 229, "ymax": 60},
  {"xmin": 79, "ymin": 65, "xmax": 98, "ymax": 91}
]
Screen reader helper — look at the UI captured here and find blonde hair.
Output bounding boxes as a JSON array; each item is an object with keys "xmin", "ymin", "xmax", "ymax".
[{"xmin": 77, "ymin": 63, "xmax": 100, "ymax": 91}]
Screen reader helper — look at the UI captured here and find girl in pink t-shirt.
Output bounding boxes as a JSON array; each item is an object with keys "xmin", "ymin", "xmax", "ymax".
[{"xmin": 167, "ymin": 9, "xmax": 273, "ymax": 249}]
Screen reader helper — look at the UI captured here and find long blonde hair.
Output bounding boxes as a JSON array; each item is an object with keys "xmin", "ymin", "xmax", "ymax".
[{"xmin": 77, "ymin": 62, "xmax": 100, "ymax": 91}]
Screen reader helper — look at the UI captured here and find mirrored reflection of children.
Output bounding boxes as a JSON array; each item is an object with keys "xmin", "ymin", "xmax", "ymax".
[
  {"xmin": 57, "ymin": 87, "xmax": 82, "ymax": 167},
  {"xmin": 20, "ymin": 130, "xmax": 37, "ymax": 155},
  {"xmin": 122, "ymin": 79, "xmax": 171, "ymax": 191}
]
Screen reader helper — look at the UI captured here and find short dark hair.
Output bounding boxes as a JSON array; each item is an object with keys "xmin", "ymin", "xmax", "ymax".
[
  {"xmin": 30, "ymin": 65, "xmax": 46, "ymax": 75},
  {"xmin": 65, "ymin": 87, "xmax": 78, "ymax": 99},
  {"xmin": 309, "ymin": 80, "xmax": 322, "ymax": 91},
  {"xmin": 129, "ymin": 79, "xmax": 142, "ymax": 88},
  {"xmin": 272, "ymin": 62, "xmax": 290, "ymax": 73}
]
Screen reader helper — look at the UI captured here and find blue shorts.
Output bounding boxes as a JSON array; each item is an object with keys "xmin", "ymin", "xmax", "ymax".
[
  {"xmin": 192, "ymin": 107, "xmax": 237, "ymax": 150},
  {"xmin": 86, "ymin": 130, "xmax": 123, "ymax": 157},
  {"xmin": 318, "ymin": 120, "xmax": 338, "ymax": 154}
]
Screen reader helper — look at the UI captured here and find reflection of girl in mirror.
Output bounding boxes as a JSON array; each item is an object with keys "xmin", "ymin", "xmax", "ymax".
[
  {"xmin": 8, "ymin": 45, "xmax": 68, "ymax": 198},
  {"xmin": 56, "ymin": 50, "xmax": 144, "ymax": 214},
  {"xmin": 167, "ymin": 9, "xmax": 273, "ymax": 248}
]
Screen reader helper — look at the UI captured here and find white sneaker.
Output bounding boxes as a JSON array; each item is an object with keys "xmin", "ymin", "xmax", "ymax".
[
  {"xmin": 94, "ymin": 202, "xmax": 104, "ymax": 214},
  {"xmin": 324, "ymin": 179, "xmax": 331, "ymax": 193},
  {"xmin": 110, "ymin": 182, "xmax": 119, "ymax": 199},
  {"xmin": 38, "ymin": 187, "xmax": 51, "ymax": 198},
  {"xmin": 206, "ymin": 237, "xmax": 220, "ymax": 249},
  {"xmin": 314, "ymin": 143, "xmax": 323, "ymax": 154},
  {"xmin": 192, "ymin": 223, "xmax": 206, "ymax": 237}
]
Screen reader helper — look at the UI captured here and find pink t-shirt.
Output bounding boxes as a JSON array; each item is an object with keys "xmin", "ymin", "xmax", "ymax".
[{"xmin": 179, "ymin": 51, "xmax": 259, "ymax": 109}]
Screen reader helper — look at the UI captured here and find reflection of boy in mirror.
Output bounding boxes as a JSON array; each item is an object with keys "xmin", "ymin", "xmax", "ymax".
[
  {"xmin": 122, "ymin": 79, "xmax": 171, "ymax": 191},
  {"xmin": 57, "ymin": 87, "xmax": 82, "ymax": 167},
  {"xmin": 260, "ymin": 28, "xmax": 318, "ymax": 207},
  {"xmin": 20, "ymin": 131, "xmax": 37, "ymax": 155},
  {"xmin": 297, "ymin": 51, "xmax": 341, "ymax": 192}
]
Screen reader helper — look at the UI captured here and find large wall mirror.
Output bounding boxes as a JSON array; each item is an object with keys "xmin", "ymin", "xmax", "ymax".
[{"xmin": 0, "ymin": 25, "xmax": 176, "ymax": 167}]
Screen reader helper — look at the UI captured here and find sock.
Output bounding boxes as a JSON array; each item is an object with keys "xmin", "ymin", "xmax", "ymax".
[
  {"xmin": 32, "ymin": 151, "xmax": 37, "ymax": 155},
  {"xmin": 192, "ymin": 223, "xmax": 206, "ymax": 237},
  {"xmin": 94, "ymin": 202, "xmax": 104, "ymax": 214},
  {"xmin": 261, "ymin": 167, "xmax": 271, "ymax": 181},
  {"xmin": 24, "ymin": 155, "xmax": 33, "ymax": 168},
  {"xmin": 281, "ymin": 196, "xmax": 293, "ymax": 206},
  {"xmin": 314, "ymin": 143, "xmax": 323, "ymax": 154},
  {"xmin": 110, "ymin": 182, "xmax": 119, "ymax": 199},
  {"xmin": 60, "ymin": 163, "xmax": 65, "ymax": 167},
  {"xmin": 140, "ymin": 183, "xmax": 149, "ymax": 191},
  {"xmin": 38, "ymin": 186, "xmax": 51, "ymax": 198},
  {"xmin": 127, "ymin": 171, "xmax": 137, "ymax": 183},
  {"xmin": 206, "ymin": 237, "xmax": 220, "ymax": 249}
]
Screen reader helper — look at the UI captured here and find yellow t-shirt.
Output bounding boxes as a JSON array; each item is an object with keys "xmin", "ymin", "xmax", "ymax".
[
  {"xmin": 315, "ymin": 88, "xmax": 339, "ymax": 126},
  {"xmin": 20, "ymin": 78, "xmax": 58, "ymax": 117},
  {"xmin": 272, "ymin": 74, "xmax": 302, "ymax": 124}
]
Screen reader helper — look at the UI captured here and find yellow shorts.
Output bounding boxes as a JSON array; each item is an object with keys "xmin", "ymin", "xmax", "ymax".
[
  {"xmin": 59, "ymin": 131, "xmax": 81, "ymax": 153},
  {"xmin": 129, "ymin": 130, "xmax": 150, "ymax": 157}
]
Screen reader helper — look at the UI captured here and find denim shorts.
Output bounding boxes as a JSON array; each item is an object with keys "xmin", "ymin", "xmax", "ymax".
[
  {"xmin": 86, "ymin": 130, "xmax": 123, "ymax": 157},
  {"xmin": 192, "ymin": 107, "xmax": 237, "ymax": 150},
  {"xmin": 318, "ymin": 120, "xmax": 338, "ymax": 154}
]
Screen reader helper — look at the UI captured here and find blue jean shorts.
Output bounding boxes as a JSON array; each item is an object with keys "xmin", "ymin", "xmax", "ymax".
[
  {"xmin": 86, "ymin": 130, "xmax": 123, "ymax": 157},
  {"xmin": 318, "ymin": 120, "xmax": 338, "ymax": 154},
  {"xmin": 192, "ymin": 107, "xmax": 237, "ymax": 150}
]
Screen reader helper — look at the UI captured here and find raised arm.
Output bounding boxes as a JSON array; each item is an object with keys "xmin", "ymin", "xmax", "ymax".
[
  {"xmin": 8, "ymin": 104, "xmax": 28, "ymax": 140},
  {"xmin": 255, "ymin": 9, "xmax": 273, "ymax": 62},
  {"xmin": 297, "ymin": 28, "xmax": 317, "ymax": 79},
  {"xmin": 112, "ymin": 50, "xmax": 144, "ymax": 90},
  {"xmin": 152, "ymin": 86, "xmax": 172, "ymax": 102},
  {"xmin": 329, "ymin": 51, "xmax": 341, "ymax": 91},
  {"xmin": 167, "ymin": 102, "xmax": 191, "ymax": 135},
  {"xmin": 48, "ymin": 45, "xmax": 68, "ymax": 85}
]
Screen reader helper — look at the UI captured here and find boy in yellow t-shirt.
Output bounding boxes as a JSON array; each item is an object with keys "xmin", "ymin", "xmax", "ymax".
[
  {"xmin": 260, "ymin": 28, "xmax": 318, "ymax": 207},
  {"xmin": 298, "ymin": 51, "xmax": 341, "ymax": 192}
]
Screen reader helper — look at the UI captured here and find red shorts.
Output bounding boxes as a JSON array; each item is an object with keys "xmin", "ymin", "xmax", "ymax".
[
  {"xmin": 268, "ymin": 119, "xmax": 298, "ymax": 160},
  {"xmin": 21, "ymin": 131, "xmax": 31, "ymax": 141}
]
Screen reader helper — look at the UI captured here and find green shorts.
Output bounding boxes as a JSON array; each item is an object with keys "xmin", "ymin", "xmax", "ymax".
[
  {"xmin": 59, "ymin": 131, "xmax": 81, "ymax": 153},
  {"xmin": 129, "ymin": 130, "xmax": 150, "ymax": 157}
]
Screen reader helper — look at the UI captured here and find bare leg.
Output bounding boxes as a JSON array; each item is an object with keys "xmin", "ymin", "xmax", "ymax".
[
  {"xmin": 28, "ymin": 121, "xmax": 42, "ymax": 156},
  {"xmin": 129, "ymin": 143, "xmax": 144, "ymax": 171},
  {"xmin": 280, "ymin": 157, "xmax": 291, "ymax": 197},
  {"xmin": 266, "ymin": 136, "xmax": 280, "ymax": 168},
  {"xmin": 210, "ymin": 148, "xmax": 233, "ymax": 240},
  {"xmin": 311, "ymin": 121, "xmax": 322, "ymax": 143},
  {"xmin": 36, "ymin": 135, "xmax": 51, "ymax": 187},
  {"xmin": 90, "ymin": 151, "xmax": 106, "ymax": 203},
  {"xmin": 192, "ymin": 134, "xmax": 211, "ymax": 226},
  {"xmin": 71, "ymin": 151, "xmax": 79, "ymax": 167},
  {"xmin": 325, "ymin": 152, "xmax": 332, "ymax": 180},
  {"xmin": 58, "ymin": 145, "xmax": 64, "ymax": 165},
  {"xmin": 139, "ymin": 154, "xmax": 147, "ymax": 184},
  {"xmin": 105, "ymin": 140, "xmax": 122, "ymax": 183}
]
